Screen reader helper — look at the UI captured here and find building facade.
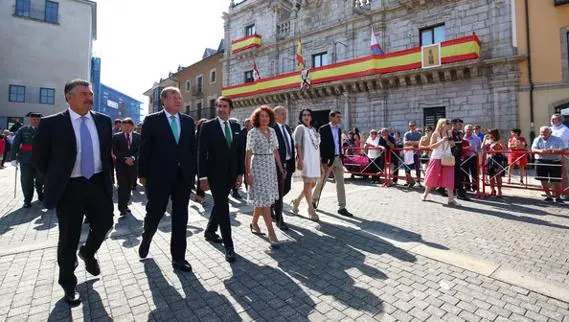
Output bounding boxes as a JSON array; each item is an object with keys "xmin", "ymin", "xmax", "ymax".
[
  {"xmin": 0, "ymin": 0, "xmax": 97, "ymax": 130},
  {"xmin": 173, "ymin": 43, "xmax": 224, "ymax": 120},
  {"xmin": 515, "ymin": 0, "xmax": 569, "ymax": 138},
  {"xmin": 222, "ymin": 0, "xmax": 520, "ymax": 134},
  {"xmin": 143, "ymin": 77, "xmax": 177, "ymax": 115}
]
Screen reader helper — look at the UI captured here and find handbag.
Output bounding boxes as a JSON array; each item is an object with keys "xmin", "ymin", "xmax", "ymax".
[{"xmin": 441, "ymin": 155, "xmax": 455, "ymax": 166}]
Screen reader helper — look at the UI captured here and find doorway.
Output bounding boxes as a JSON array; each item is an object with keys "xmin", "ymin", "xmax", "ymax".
[{"xmin": 423, "ymin": 106, "xmax": 446, "ymax": 129}]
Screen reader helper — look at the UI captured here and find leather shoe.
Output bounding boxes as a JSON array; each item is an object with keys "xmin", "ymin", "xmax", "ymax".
[
  {"xmin": 138, "ymin": 237, "xmax": 151, "ymax": 259},
  {"xmin": 64, "ymin": 290, "xmax": 81, "ymax": 306},
  {"xmin": 456, "ymin": 194, "xmax": 471, "ymax": 201},
  {"xmin": 23, "ymin": 202, "xmax": 31, "ymax": 208},
  {"xmin": 172, "ymin": 260, "xmax": 192, "ymax": 272},
  {"xmin": 225, "ymin": 249, "xmax": 236, "ymax": 263},
  {"xmin": 204, "ymin": 232, "xmax": 223, "ymax": 243},
  {"xmin": 78, "ymin": 246, "xmax": 100, "ymax": 276},
  {"xmin": 277, "ymin": 221, "xmax": 289, "ymax": 231},
  {"xmin": 38, "ymin": 194, "xmax": 44, "ymax": 202},
  {"xmin": 338, "ymin": 208, "xmax": 353, "ymax": 217}
]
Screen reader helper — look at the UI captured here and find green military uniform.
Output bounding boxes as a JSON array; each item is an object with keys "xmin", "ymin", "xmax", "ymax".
[{"xmin": 11, "ymin": 124, "xmax": 44, "ymax": 205}]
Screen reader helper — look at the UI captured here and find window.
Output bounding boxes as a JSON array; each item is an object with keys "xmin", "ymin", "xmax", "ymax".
[
  {"xmin": 45, "ymin": 1, "xmax": 58, "ymax": 23},
  {"xmin": 555, "ymin": 0, "xmax": 569, "ymax": 5},
  {"xmin": 39, "ymin": 88, "xmax": 55, "ymax": 105},
  {"xmin": 15, "ymin": 0, "xmax": 30, "ymax": 17},
  {"xmin": 210, "ymin": 69, "xmax": 217, "ymax": 84},
  {"xmin": 244, "ymin": 70, "xmax": 254, "ymax": 83},
  {"xmin": 420, "ymin": 24, "xmax": 445, "ymax": 46},
  {"xmin": 245, "ymin": 24, "xmax": 256, "ymax": 36},
  {"xmin": 185, "ymin": 80, "xmax": 191, "ymax": 92},
  {"xmin": 9, "ymin": 85, "xmax": 25, "ymax": 103},
  {"xmin": 423, "ymin": 106, "xmax": 446, "ymax": 129},
  {"xmin": 312, "ymin": 52, "xmax": 329, "ymax": 68},
  {"xmin": 208, "ymin": 99, "xmax": 215, "ymax": 118},
  {"xmin": 185, "ymin": 104, "xmax": 191, "ymax": 114},
  {"xmin": 196, "ymin": 76, "xmax": 203, "ymax": 93}
]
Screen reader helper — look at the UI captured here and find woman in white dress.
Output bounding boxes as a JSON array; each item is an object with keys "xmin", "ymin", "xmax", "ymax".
[{"xmin": 290, "ymin": 109, "xmax": 321, "ymax": 221}]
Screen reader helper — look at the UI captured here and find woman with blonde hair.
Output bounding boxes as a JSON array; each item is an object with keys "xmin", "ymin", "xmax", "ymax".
[
  {"xmin": 290, "ymin": 108, "xmax": 321, "ymax": 221},
  {"xmin": 422, "ymin": 119, "xmax": 459, "ymax": 205}
]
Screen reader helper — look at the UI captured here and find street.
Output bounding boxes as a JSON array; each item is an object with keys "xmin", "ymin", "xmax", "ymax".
[{"xmin": 0, "ymin": 166, "xmax": 568, "ymax": 321}]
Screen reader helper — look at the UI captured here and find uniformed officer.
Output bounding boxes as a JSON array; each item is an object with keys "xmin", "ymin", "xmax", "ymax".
[{"xmin": 11, "ymin": 112, "xmax": 44, "ymax": 208}]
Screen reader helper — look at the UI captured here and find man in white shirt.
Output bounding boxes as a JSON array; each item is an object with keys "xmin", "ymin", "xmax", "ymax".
[
  {"xmin": 551, "ymin": 114, "xmax": 569, "ymax": 197},
  {"xmin": 33, "ymin": 79, "xmax": 114, "ymax": 306},
  {"xmin": 364, "ymin": 129, "xmax": 383, "ymax": 182}
]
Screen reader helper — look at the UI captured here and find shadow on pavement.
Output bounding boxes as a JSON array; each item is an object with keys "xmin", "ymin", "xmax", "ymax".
[
  {"xmin": 143, "ymin": 259, "xmax": 240, "ymax": 321},
  {"xmin": 458, "ymin": 204, "xmax": 569, "ymax": 230},
  {"xmin": 270, "ymin": 223, "xmax": 388, "ymax": 316},
  {"xmin": 225, "ymin": 256, "xmax": 317, "ymax": 321},
  {"xmin": 47, "ymin": 279, "xmax": 111, "ymax": 321},
  {"xmin": 0, "ymin": 206, "xmax": 43, "ymax": 235}
]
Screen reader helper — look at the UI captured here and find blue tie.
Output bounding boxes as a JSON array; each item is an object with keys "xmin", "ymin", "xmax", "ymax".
[{"xmin": 80, "ymin": 116, "xmax": 95, "ymax": 179}]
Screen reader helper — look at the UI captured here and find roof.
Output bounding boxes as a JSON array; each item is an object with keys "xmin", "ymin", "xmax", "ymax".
[{"xmin": 203, "ymin": 48, "xmax": 217, "ymax": 59}]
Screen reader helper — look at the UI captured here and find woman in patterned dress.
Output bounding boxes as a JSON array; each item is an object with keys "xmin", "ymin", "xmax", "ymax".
[
  {"xmin": 290, "ymin": 109, "xmax": 321, "ymax": 221},
  {"xmin": 245, "ymin": 106, "xmax": 286, "ymax": 247}
]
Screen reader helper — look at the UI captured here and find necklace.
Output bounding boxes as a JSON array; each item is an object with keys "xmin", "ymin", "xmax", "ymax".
[{"xmin": 306, "ymin": 126, "xmax": 320, "ymax": 150}]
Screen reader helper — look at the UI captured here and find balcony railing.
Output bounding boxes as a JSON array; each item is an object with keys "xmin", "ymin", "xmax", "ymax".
[
  {"xmin": 350, "ymin": 0, "xmax": 372, "ymax": 13},
  {"xmin": 13, "ymin": 4, "xmax": 59, "ymax": 24}
]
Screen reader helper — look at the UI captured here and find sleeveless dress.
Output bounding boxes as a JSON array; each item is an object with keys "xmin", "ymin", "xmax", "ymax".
[
  {"xmin": 424, "ymin": 134, "xmax": 454, "ymax": 189},
  {"xmin": 247, "ymin": 127, "xmax": 280, "ymax": 207},
  {"xmin": 293, "ymin": 125, "xmax": 321, "ymax": 181}
]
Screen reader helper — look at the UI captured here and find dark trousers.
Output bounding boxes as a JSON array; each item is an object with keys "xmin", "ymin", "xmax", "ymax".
[
  {"xmin": 462, "ymin": 156, "xmax": 478, "ymax": 190},
  {"xmin": 116, "ymin": 165, "xmax": 137, "ymax": 212},
  {"xmin": 205, "ymin": 180, "xmax": 234, "ymax": 250},
  {"xmin": 454, "ymin": 160, "xmax": 466, "ymax": 193},
  {"xmin": 20, "ymin": 162, "xmax": 44, "ymax": 203},
  {"xmin": 143, "ymin": 169, "xmax": 191, "ymax": 261},
  {"xmin": 56, "ymin": 173, "xmax": 113, "ymax": 292},
  {"xmin": 273, "ymin": 159, "xmax": 294, "ymax": 223},
  {"xmin": 1, "ymin": 148, "xmax": 8, "ymax": 166}
]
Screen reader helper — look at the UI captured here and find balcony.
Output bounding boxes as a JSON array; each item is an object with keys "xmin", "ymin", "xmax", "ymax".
[
  {"xmin": 192, "ymin": 87, "xmax": 204, "ymax": 97},
  {"xmin": 13, "ymin": 4, "xmax": 59, "ymax": 24}
]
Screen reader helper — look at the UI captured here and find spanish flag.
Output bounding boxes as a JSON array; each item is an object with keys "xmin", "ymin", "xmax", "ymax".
[{"xmin": 296, "ymin": 39, "xmax": 304, "ymax": 70}]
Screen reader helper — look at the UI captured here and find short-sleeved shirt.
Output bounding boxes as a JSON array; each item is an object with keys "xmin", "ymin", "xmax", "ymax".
[
  {"xmin": 464, "ymin": 135, "xmax": 481, "ymax": 157},
  {"xmin": 552, "ymin": 124, "xmax": 569, "ymax": 146},
  {"xmin": 404, "ymin": 130, "xmax": 422, "ymax": 154},
  {"xmin": 365, "ymin": 136, "xmax": 381, "ymax": 159},
  {"xmin": 532, "ymin": 135, "xmax": 567, "ymax": 161}
]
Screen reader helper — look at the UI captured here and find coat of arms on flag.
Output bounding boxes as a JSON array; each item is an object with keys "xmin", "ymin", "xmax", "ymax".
[
  {"xmin": 300, "ymin": 69, "xmax": 311, "ymax": 89},
  {"xmin": 370, "ymin": 27, "xmax": 384, "ymax": 55}
]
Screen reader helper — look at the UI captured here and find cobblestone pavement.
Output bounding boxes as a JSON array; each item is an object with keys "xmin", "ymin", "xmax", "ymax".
[{"xmin": 0, "ymin": 166, "xmax": 568, "ymax": 321}]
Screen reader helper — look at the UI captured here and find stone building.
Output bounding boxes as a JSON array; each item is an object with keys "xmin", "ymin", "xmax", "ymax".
[{"xmin": 221, "ymin": 0, "xmax": 520, "ymax": 134}]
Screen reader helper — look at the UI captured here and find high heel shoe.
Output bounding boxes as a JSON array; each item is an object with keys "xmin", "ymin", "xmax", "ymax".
[
  {"xmin": 308, "ymin": 209, "xmax": 319, "ymax": 222},
  {"xmin": 250, "ymin": 224, "xmax": 265, "ymax": 236},
  {"xmin": 290, "ymin": 199, "xmax": 299, "ymax": 215},
  {"xmin": 269, "ymin": 239, "xmax": 280, "ymax": 249}
]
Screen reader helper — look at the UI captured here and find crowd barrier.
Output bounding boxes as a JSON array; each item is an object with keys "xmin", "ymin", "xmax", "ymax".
[{"xmin": 340, "ymin": 146, "xmax": 569, "ymax": 199}]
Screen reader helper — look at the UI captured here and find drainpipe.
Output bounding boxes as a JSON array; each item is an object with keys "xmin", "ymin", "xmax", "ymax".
[{"xmin": 524, "ymin": 0, "xmax": 535, "ymax": 142}]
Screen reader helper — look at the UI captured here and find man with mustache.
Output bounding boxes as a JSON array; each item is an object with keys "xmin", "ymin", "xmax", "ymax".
[{"xmin": 33, "ymin": 79, "xmax": 114, "ymax": 306}]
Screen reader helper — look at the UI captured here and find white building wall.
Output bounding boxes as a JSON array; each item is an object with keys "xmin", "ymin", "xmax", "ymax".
[{"xmin": 0, "ymin": 0, "xmax": 95, "ymax": 127}]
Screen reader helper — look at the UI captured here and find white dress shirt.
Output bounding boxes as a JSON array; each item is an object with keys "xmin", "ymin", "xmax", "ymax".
[
  {"xmin": 69, "ymin": 108, "xmax": 102, "ymax": 178},
  {"xmin": 277, "ymin": 122, "xmax": 292, "ymax": 160},
  {"xmin": 552, "ymin": 124, "xmax": 569, "ymax": 146},
  {"xmin": 164, "ymin": 110, "xmax": 181, "ymax": 139},
  {"xmin": 217, "ymin": 117, "xmax": 233, "ymax": 141},
  {"xmin": 329, "ymin": 122, "xmax": 340, "ymax": 156}
]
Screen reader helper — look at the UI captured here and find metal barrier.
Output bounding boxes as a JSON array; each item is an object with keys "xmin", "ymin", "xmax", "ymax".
[
  {"xmin": 389, "ymin": 147, "xmax": 428, "ymax": 186},
  {"xmin": 342, "ymin": 146, "xmax": 389, "ymax": 185},
  {"xmin": 480, "ymin": 149, "xmax": 569, "ymax": 198}
]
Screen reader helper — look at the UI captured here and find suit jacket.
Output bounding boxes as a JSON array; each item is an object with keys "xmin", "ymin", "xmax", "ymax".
[
  {"xmin": 138, "ymin": 111, "xmax": 196, "ymax": 191},
  {"xmin": 112, "ymin": 131, "xmax": 140, "ymax": 170},
  {"xmin": 319, "ymin": 123, "xmax": 343, "ymax": 165},
  {"xmin": 198, "ymin": 118, "xmax": 244, "ymax": 189},
  {"xmin": 33, "ymin": 110, "xmax": 114, "ymax": 209},
  {"xmin": 273, "ymin": 123, "xmax": 295, "ymax": 172}
]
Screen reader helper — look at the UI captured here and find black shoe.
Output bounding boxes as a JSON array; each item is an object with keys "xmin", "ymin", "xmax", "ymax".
[
  {"xmin": 456, "ymin": 194, "xmax": 471, "ymax": 201},
  {"xmin": 249, "ymin": 224, "xmax": 265, "ymax": 236},
  {"xmin": 225, "ymin": 249, "xmax": 236, "ymax": 263},
  {"xmin": 338, "ymin": 208, "xmax": 353, "ymax": 217},
  {"xmin": 544, "ymin": 197, "xmax": 554, "ymax": 202},
  {"xmin": 204, "ymin": 232, "xmax": 223, "ymax": 243},
  {"xmin": 277, "ymin": 221, "xmax": 289, "ymax": 231},
  {"xmin": 172, "ymin": 260, "xmax": 192, "ymax": 272},
  {"xmin": 38, "ymin": 194, "xmax": 44, "ymax": 202},
  {"xmin": 78, "ymin": 246, "xmax": 100, "ymax": 276},
  {"xmin": 23, "ymin": 202, "xmax": 31, "ymax": 208},
  {"xmin": 63, "ymin": 289, "xmax": 81, "ymax": 306},
  {"xmin": 139, "ymin": 237, "xmax": 151, "ymax": 259},
  {"xmin": 119, "ymin": 211, "xmax": 128, "ymax": 217},
  {"xmin": 555, "ymin": 198, "xmax": 564, "ymax": 204},
  {"xmin": 232, "ymin": 191, "xmax": 242, "ymax": 200}
]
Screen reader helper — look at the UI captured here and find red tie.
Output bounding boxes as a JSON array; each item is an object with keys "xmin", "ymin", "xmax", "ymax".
[{"xmin": 126, "ymin": 133, "xmax": 131, "ymax": 148}]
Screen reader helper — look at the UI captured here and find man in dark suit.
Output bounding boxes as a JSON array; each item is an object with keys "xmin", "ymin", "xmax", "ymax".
[
  {"xmin": 112, "ymin": 118, "xmax": 140, "ymax": 217},
  {"xmin": 271, "ymin": 106, "xmax": 294, "ymax": 230},
  {"xmin": 33, "ymin": 79, "xmax": 114, "ymax": 306},
  {"xmin": 198, "ymin": 96, "xmax": 243, "ymax": 263},
  {"xmin": 138, "ymin": 87, "xmax": 196, "ymax": 272},
  {"xmin": 313, "ymin": 110, "xmax": 353, "ymax": 217}
]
